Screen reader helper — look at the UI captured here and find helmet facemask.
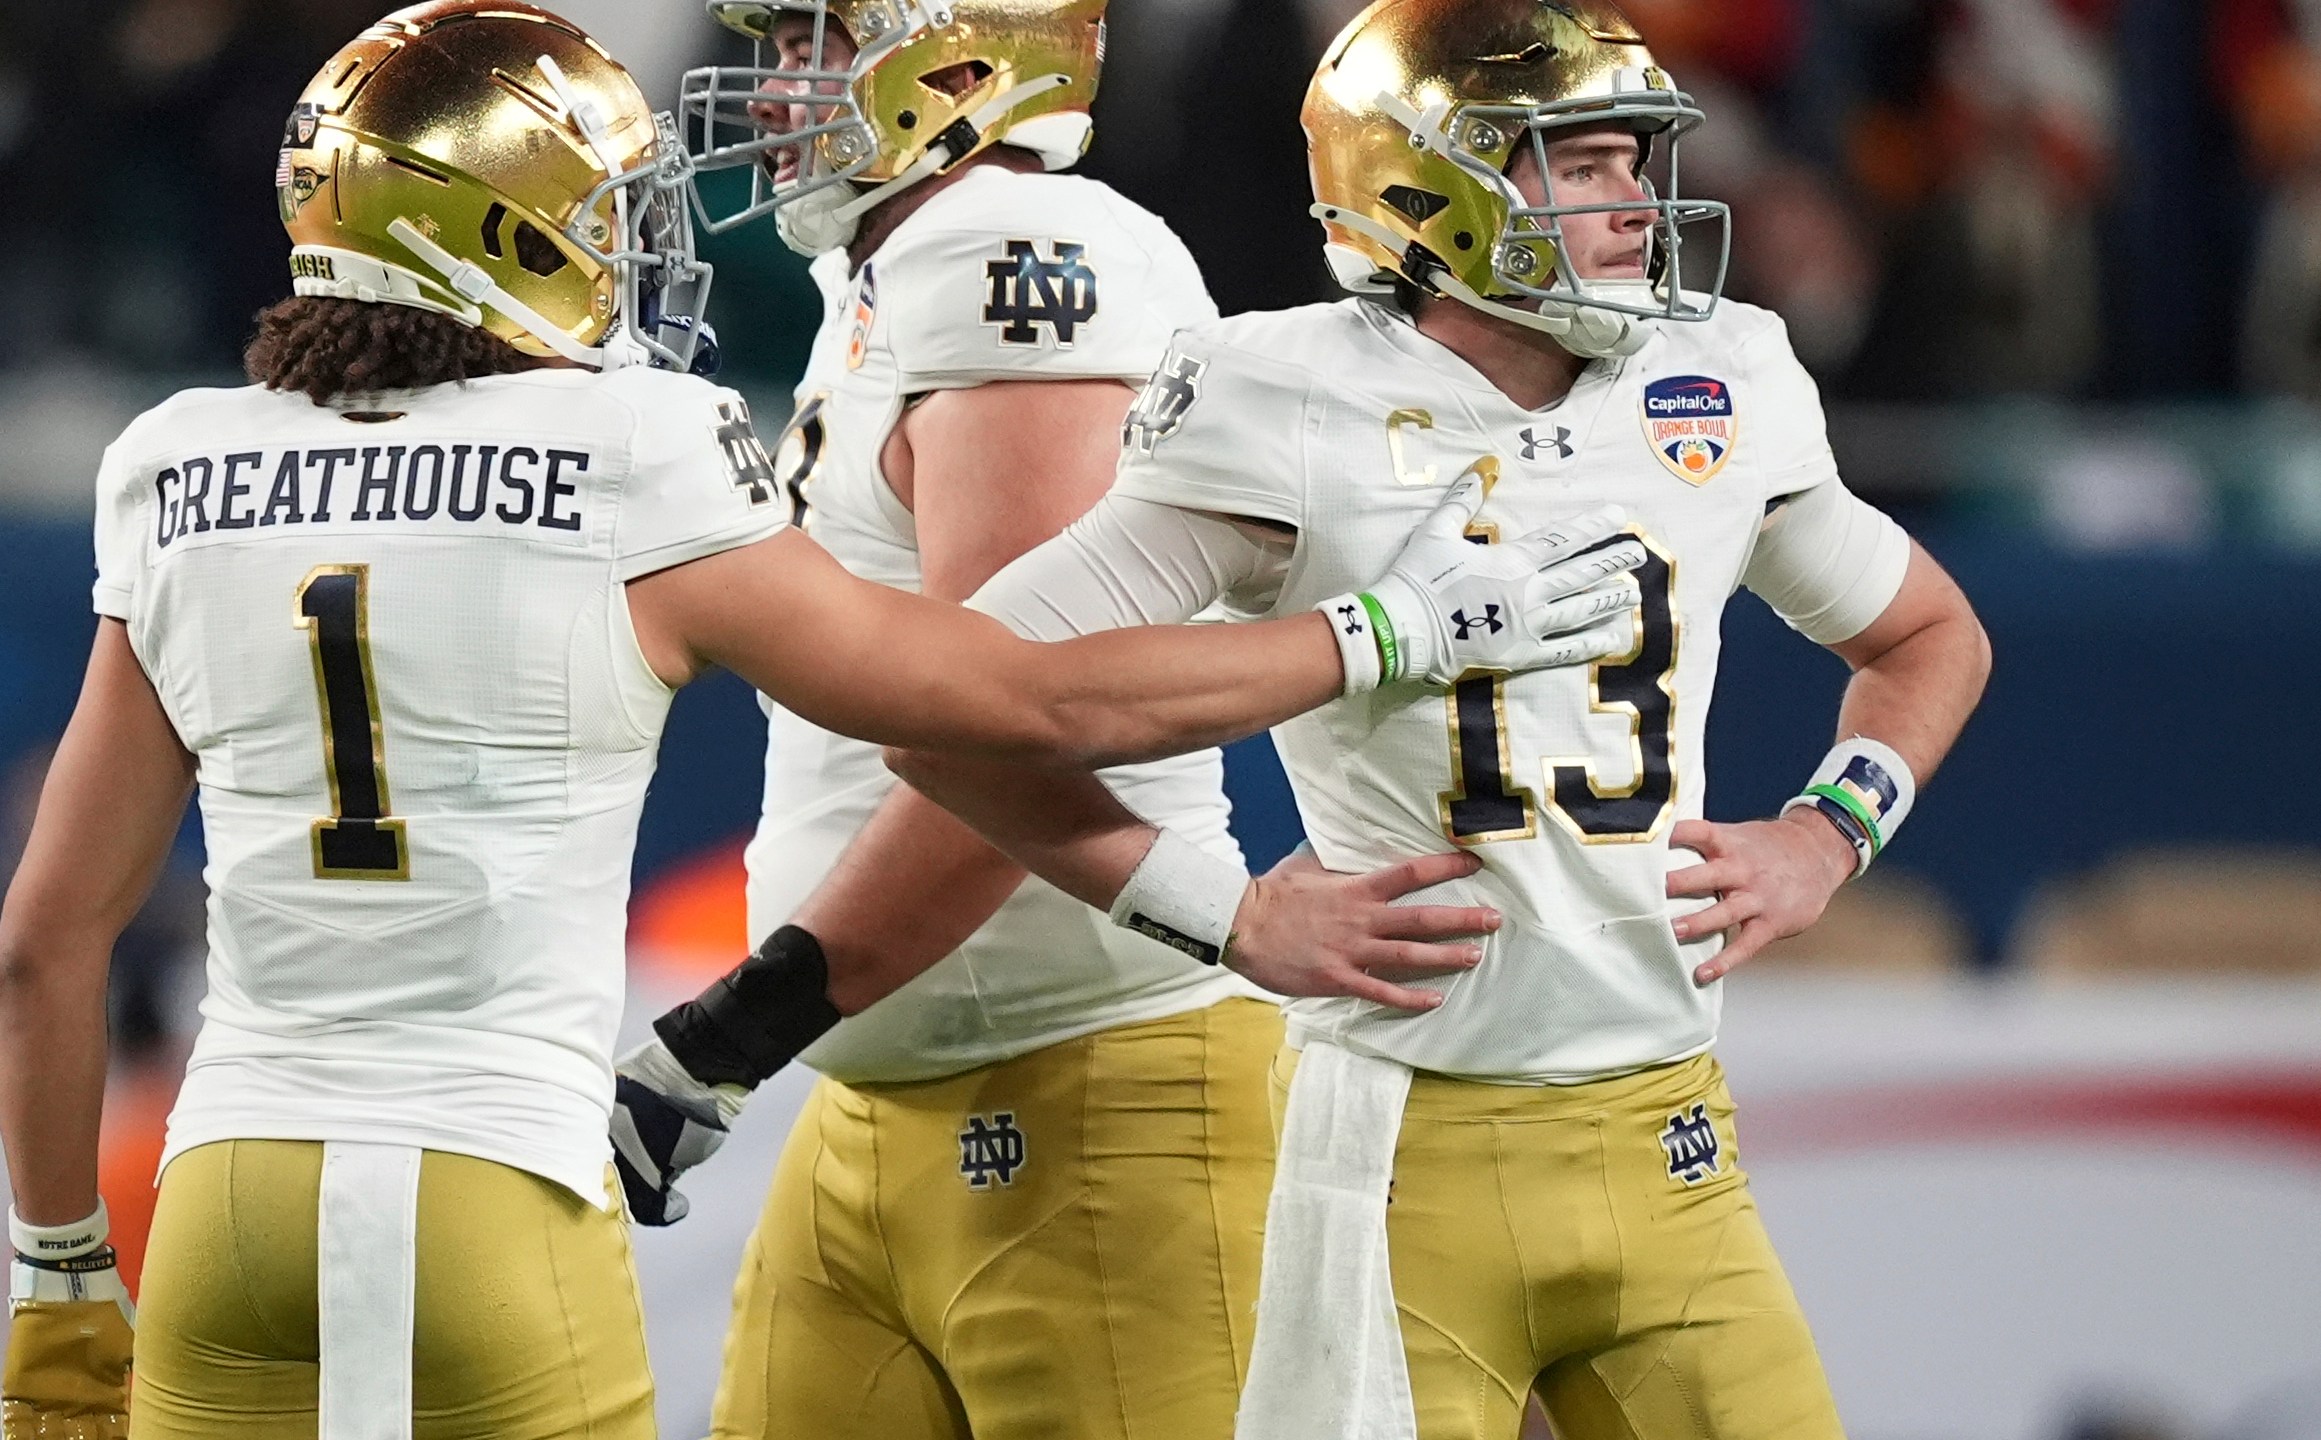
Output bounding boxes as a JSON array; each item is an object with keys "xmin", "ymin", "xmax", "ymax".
[
  {"xmin": 568, "ymin": 108, "xmax": 720, "ymax": 373},
  {"xmin": 684, "ymin": 3, "xmax": 893, "ymax": 254},
  {"xmin": 681, "ymin": 0, "xmax": 1095, "ymax": 256}
]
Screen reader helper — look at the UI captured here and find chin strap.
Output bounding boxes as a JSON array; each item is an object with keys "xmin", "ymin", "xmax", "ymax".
[
  {"xmin": 1308, "ymin": 203, "xmax": 1651, "ymax": 359},
  {"xmin": 782, "ymin": 73, "xmax": 1074, "ymax": 255},
  {"xmin": 386, "ymin": 218, "xmax": 614, "ymax": 368}
]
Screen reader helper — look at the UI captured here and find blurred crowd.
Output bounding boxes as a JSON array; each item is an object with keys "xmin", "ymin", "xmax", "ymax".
[{"xmin": 6, "ymin": 0, "xmax": 2321, "ymax": 403}]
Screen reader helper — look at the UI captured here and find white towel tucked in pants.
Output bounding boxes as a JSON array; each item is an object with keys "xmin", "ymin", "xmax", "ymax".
[{"xmin": 1234, "ymin": 1039, "xmax": 1417, "ymax": 1440}]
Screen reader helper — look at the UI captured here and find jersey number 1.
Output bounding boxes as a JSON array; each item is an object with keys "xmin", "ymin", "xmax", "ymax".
[
  {"xmin": 296, "ymin": 565, "xmax": 408, "ymax": 881},
  {"xmin": 1439, "ymin": 532, "xmax": 1678, "ymax": 846}
]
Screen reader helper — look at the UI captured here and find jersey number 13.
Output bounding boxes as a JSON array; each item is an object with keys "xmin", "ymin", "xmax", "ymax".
[{"xmin": 1438, "ymin": 533, "xmax": 1678, "ymax": 846}]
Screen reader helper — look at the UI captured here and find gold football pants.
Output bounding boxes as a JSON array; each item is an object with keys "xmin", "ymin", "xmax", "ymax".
[
  {"xmin": 129, "ymin": 1140, "xmax": 654, "ymax": 1439},
  {"xmin": 1270, "ymin": 1048, "xmax": 1844, "ymax": 1440},
  {"xmin": 711, "ymin": 997, "xmax": 1282, "ymax": 1440}
]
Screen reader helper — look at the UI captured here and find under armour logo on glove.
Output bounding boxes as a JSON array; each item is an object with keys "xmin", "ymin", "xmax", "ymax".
[
  {"xmin": 1451, "ymin": 605, "xmax": 1504, "ymax": 640},
  {"xmin": 1337, "ymin": 603, "xmax": 1367, "ymax": 636},
  {"xmin": 1519, "ymin": 425, "xmax": 1573, "ymax": 460}
]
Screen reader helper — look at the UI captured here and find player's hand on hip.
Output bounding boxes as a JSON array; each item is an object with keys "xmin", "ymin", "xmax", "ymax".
[
  {"xmin": 609, "ymin": 1037, "xmax": 749, "ymax": 1227},
  {"xmin": 1666, "ymin": 811, "xmax": 1857, "ymax": 985},
  {"xmin": 5, "ymin": 1208, "xmax": 134, "ymax": 1440},
  {"xmin": 1362, "ymin": 475, "xmax": 1646, "ymax": 686},
  {"xmin": 1225, "ymin": 847, "xmax": 1496, "ymax": 1010}
]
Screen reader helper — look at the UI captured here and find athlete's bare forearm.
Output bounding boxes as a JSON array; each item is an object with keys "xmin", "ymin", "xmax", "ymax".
[
  {"xmin": 1827, "ymin": 544, "xmax": 1990, "ymax": 779},
  {"xmin": 633, "ymin": 531, "xmax": 1346, "ymax": 767},
  {"xmin": 883, "ymin": 750, "xmax": 1156, "ymax": 913},
  {"xmin": 0, "ymin": 621, "xmax": 193, "ymax": 1224},
  {"xmin": 792, "ymin": 788, "xmax": 1030, "ymax": 1014}
]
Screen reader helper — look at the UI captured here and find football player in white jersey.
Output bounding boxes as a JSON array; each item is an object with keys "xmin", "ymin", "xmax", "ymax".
[
  {"xmin": 608, "ymin": 5, "xmax": 1626, "ymax": 1437},
  {"xmin": 871, "ymin": 3, "xmax": 1994, "ymax": 1438},
  {"xmin": 0, "ymin": 4, "xmax": 1664, "ymax": 1438}
]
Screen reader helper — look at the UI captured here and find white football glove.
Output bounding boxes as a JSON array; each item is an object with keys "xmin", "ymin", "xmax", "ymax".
[{"xmin": 1322, "ymin": 473, "xmax": 1645, "ymax": 691}]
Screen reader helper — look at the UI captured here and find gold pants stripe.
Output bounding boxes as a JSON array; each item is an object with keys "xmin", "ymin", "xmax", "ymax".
[
  {"xmin": 1270, "ymin": 1048, "xmax": 1846, "ymax": 1440},
  {"xmin": 712, "ymin": 997, "xmax": 1281, "ymax": 1440},
  {"xmin": 129, "ymin": 1140, "xmax": 653, "ymax": 1440}
]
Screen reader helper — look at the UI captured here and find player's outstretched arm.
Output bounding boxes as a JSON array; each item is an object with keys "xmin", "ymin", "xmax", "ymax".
[
  {"xmin": 625, "ymin": 471, "xmax": 1649, "ymax": 771},
  {"xmin": 626, "ymin": 525, "xmax": 1345, "ymax": 769},
  {"xmin": 1671, "ymin": 540, "xmax": 1991, "ymax": 981},
  {"xmin": 0, "ymin": 620, "xmax": 185, "ymax": 1427}
]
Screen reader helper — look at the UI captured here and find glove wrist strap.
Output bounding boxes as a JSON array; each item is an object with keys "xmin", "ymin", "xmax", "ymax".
[
  {"xmin": 1314, "ymin": 593, "xmax": 1388, "ymax": 695},
  {"xmin": 1108, "ymin": 828, "xmax": 1248, "ymax": 967},
  {"xmin": 653, "ymin": 925, "xmax": 842, "ymax": 1089},
  {"xmin": 1779, "ymin": 737, "xmax": 1916, "ymax": 878},
  {"xmin": 9, "ymin": 1202, "xmax": 108, "ymax": 1261}
]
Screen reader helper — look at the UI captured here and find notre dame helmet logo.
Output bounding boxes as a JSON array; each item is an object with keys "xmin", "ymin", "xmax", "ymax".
[{"xmin": 983, "ymin": 239, "xmax": 1098, "ymax": 347}]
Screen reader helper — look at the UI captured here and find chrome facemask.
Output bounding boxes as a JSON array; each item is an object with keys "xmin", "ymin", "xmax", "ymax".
[{"xmin": 679, "ymin": 2, "xmax": 911, "ymax": 253}]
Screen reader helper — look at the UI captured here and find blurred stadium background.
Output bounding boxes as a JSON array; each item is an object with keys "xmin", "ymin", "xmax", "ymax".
[{"xmin": 3, "ymin": 0, "xmax": 2320, "ymax": 1437}]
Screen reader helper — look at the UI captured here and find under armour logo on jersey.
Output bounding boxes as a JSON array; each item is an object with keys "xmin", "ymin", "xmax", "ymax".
[
  {"xmin": 959, "ymin": 1112, "xmax": 1027, "ymax": 1189},
  {"xmin": 1519, "ymin": 426, "xmax": 1573, "ymax": 461},
  {"xmin": 1123, "ymin": 351, "xmax": 1208, "ymax": 458},
  {"xmin": 1660, "ymin": 1103, "xmax": 1721, "ymax": 1185},
  {"xmin": 984, "ymin": 239, "xmax": 1098, "ymax": 347},
  {"xmin": 1336, "ymin": 602, "xmax": 1366, "ymax": 636},
  {"xmin": 715, "ymin": 399, "xmax": 778, "ymax": 507},
  {"xmin": 1451, "ymin": 605, "xmax": 1503, "ymax": 639}
]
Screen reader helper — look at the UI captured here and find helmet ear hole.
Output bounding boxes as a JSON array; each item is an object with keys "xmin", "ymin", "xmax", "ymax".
[
  {"xmin": 1382, "ymin": 184, "xmax": 1449, "ymax": 223},
  {"xmin": 919, "ymin": 58, "xmax": 992, "ymax": 99},
  {"xmin": 512, "ymin": 219, "xmax": 571, "ymax": 278}
]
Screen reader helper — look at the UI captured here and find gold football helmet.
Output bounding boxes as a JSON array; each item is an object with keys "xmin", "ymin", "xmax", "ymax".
[
  {"xmin": 278, "ymin": 0, "xmax": 714, "ymax": 370},
  {"xmin": 1305, "ymin": 0, "xmax": 1728, "ymax": 357},
  {"xmin": 682, "ymin": 0, "xmax": 1106, "ymax": 254}
]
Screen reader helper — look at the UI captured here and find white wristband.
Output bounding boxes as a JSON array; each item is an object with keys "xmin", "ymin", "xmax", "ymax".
[
  {"xmin": 1314, "ymin": 593, "xmax": 1388, "ymax": 695},
  {"xmin": 9, "ymin": 1201, "xmax": 109, "ymax": 1260},
  {"xmin": 1779, "ymin": 737, "xmax": 1916, "ymax": 877},
  {"xmin": 1108, "ymin": 828, "xmax": 1250, "ymax": 967}
]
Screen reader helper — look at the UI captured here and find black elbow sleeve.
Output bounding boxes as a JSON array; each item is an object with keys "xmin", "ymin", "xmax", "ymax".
[{"xmin": 651, "ymin": 924, "xmax": 843, "ymax": 1089}]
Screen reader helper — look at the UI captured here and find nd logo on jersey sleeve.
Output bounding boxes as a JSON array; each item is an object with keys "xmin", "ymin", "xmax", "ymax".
[{"xmin": 1641, "ymin": 374, "xmax": 1735, "ymax": 485}]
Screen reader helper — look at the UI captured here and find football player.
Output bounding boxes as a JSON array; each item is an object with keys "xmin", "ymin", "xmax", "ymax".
[
  {"xmin": 0, "ymin": 4, "xmax": 1657, "ymax": 1438},
  {"xmin": 607, "ymin": 5, "xmax": 1632, "ymax": 1437},
  {"xmin": 871, "ymin": 3, "xmax": 1994, "ymax": 1439}
]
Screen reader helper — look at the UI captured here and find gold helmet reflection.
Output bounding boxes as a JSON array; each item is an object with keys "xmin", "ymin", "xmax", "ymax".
[
  {"xmin": 279, "ymin": 0, "xmax": 713, "ymax": 369},
  {"xmin": 1304, "ymin": 0, "xmax": 1729, "ymax": 358},
  {"xmin": 686, "ymin": 0, "xmax": 1107, "ymax": 254}
]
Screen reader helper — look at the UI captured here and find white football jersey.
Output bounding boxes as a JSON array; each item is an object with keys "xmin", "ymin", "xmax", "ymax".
[
  {"xmin": 743, "ymin": 165, "xmax": 1255, "ymax": 1085},
  {"xmin": 1111, "ymin": 297, "xmax": 1898, "ymax": 1083},
  {"xmin": 92, "ymin": 367, "xmax": 786, "ymax": 1202}
]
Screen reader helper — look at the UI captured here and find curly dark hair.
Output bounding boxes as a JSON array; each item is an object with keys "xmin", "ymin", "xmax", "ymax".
[{"xmin": 244, "ymin": 297, "xmax": 551, "ymax": 406}]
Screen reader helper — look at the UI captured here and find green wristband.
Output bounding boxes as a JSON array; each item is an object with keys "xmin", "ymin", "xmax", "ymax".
[
  {"xmin": 1357, "ymin": 592, "xmax": 1398, "ymax": 682},
  {"xmin": 1800, "ymin": 782, "xmax": 1885, "ymax": 856}
]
